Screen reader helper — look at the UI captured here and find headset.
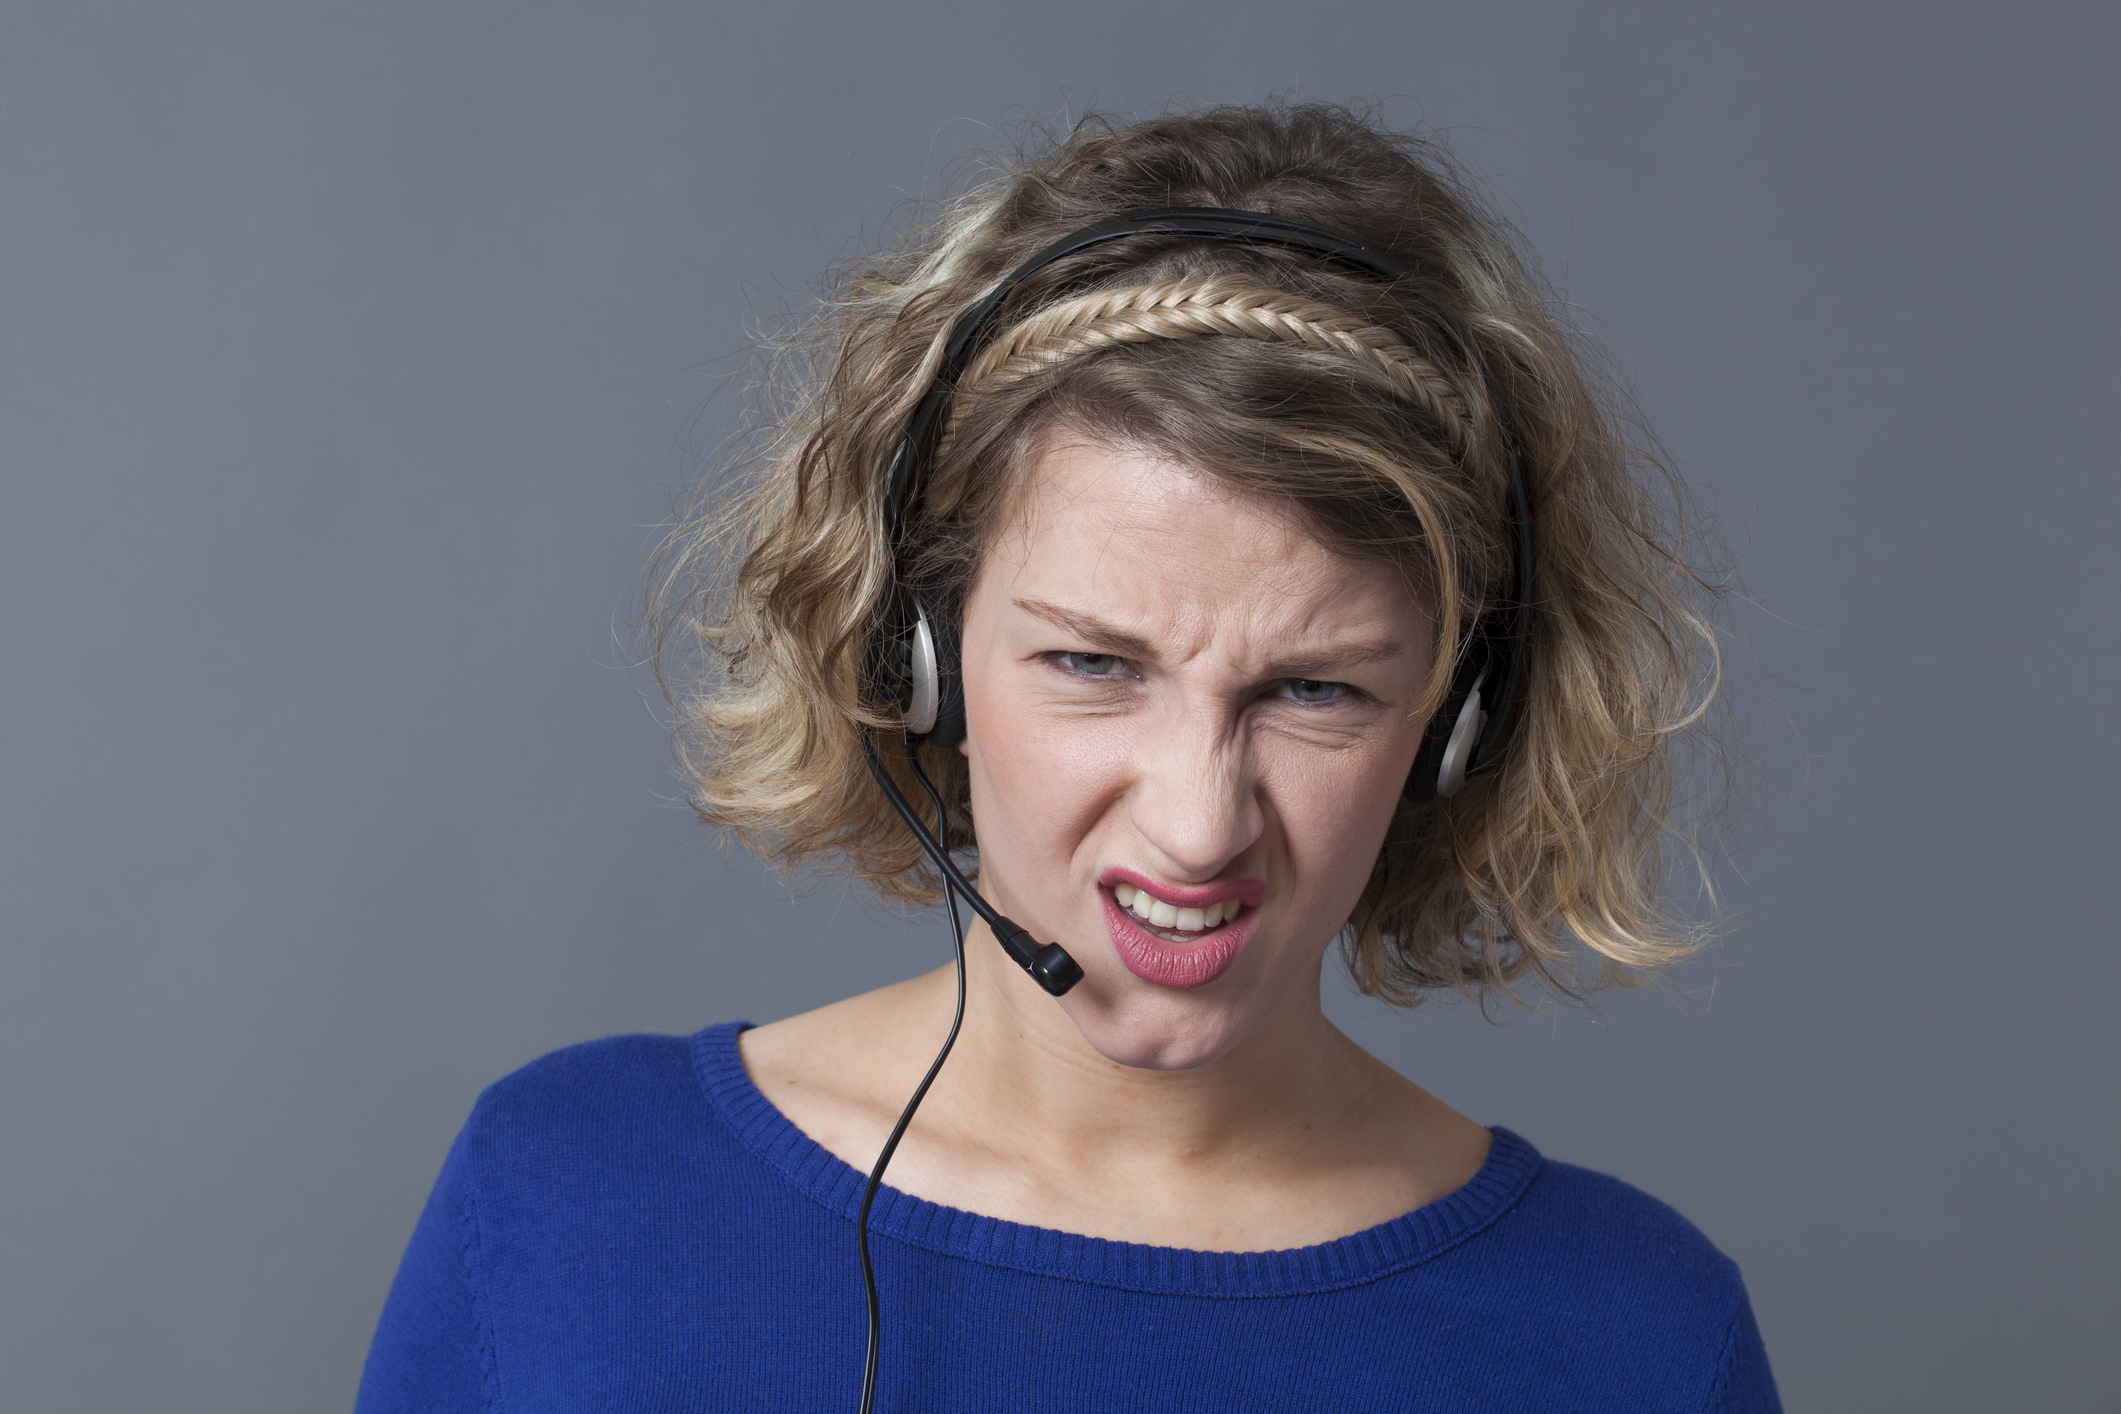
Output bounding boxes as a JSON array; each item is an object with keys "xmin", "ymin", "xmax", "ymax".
[{"xmin": 850, "ymin": 207, "xmax": 1536, "ymax": 1414}]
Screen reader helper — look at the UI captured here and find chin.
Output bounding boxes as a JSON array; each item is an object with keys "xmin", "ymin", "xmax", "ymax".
[{"xmin": 1059, "ymin": 987, "xmax": 1260, "ymax": 1072}]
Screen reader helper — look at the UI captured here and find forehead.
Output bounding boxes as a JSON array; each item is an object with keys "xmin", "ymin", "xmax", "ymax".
[{"xmin": 981, "ymin": 439, "xmax": 1425, "ymax": 647}]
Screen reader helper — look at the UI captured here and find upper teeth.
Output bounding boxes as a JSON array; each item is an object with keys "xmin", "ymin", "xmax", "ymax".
[{"xmin": 1112, "ymin": 883, "xmax": 1241, "ymax": 932}]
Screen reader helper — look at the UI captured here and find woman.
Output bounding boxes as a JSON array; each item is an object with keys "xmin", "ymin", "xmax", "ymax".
[{"xmin": 359, "ymin": 104, "xmax": 1778, "ymax": 1411}]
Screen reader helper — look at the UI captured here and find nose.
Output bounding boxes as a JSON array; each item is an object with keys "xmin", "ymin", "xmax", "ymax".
[{"xmin": 1125, "ymin": 704, "xmax": 1263, "ymax": 881}]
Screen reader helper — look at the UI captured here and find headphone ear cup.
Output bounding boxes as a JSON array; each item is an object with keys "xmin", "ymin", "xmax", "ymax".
[
  {"xmin": 923, "ymin": 604, "xmax": 967, "ymax": 748},
  {"xmin": 904, "ymin": 606, "xmax": 941, "ymax": 737},
  {"xmin": 1433, "ymin": 686, "xmax": 1487, "ymax": 799},
  {"xmin": 1405, "ymin": 643, "xmax": 1492, "ymax": 804}
]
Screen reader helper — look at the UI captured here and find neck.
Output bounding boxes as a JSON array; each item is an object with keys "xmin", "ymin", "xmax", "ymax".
[
  {"xmin": 921, "ymin": 913, "xmax": 1361, "ymax": 1178},
  {"xmin": 738, "ymin": 893, "xmax": 1490, "ymax": 1251}
]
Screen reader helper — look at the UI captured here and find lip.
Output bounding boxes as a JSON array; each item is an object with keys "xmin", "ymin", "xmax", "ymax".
[
  {"xmin": 1100, "ymin": 884, "xmax": 1260, "ymax": 990},
  {"xmin": 1096, "ymin": 867, "xmax": 1266, "ymax": 912}
]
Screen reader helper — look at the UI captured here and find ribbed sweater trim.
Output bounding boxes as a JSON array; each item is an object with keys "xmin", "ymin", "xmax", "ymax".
[{"xmin": 689, "ymin": 1020, "xmax": 1542, "ymax": 1298}]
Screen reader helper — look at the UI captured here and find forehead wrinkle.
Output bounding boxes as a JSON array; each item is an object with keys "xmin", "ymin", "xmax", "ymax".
[
  {"xmin": 994, "ymin": 435, "xmax": 1426, "ymax": 674},
  {"xmin": 1265, "ymin": 640, "xmax": 1409, "ymax": 676},
  {"xmin": 1218, "ymin": 568, "xmax": 1418, "ymax": 673}
]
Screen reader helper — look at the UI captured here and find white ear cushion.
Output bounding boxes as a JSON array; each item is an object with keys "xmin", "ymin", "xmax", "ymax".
[
  {"xmin": 1434, "ymin": 686, "xmax": 1486, "ymax": 798},
  {"xmin": 906, "ymin": 608, "xmax": 940, "ymax": 736}
]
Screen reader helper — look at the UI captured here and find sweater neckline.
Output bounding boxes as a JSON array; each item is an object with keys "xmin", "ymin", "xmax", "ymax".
[{"xmin": 690, "ymin": 1020, "xmax": 1542, "ymax": 1298}]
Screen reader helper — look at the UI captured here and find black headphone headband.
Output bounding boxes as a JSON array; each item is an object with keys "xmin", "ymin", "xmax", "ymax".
[{"xmin": 877, "ymin": 206, "xmax": 1534, "ymax": 800}]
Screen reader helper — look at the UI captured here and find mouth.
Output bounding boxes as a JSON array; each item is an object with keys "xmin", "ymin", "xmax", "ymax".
[
  {"xmin": 1098, "ymin": 873, "xmax": 1264, "ymax": 989},
  {"xmin": 1112, "ymin": 882, "xmax": 1246, "ymax": 940}
]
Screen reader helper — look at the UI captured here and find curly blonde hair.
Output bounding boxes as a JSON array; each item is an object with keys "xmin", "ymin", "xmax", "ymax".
[{"xmin": 648, "ymin": 103, "xmax": 1721, "ymax": 1004}]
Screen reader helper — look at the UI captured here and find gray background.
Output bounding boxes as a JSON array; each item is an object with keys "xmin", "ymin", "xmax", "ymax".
[{"xmin": 4, "ymin": 2, "xmax": 2116, "ymax": 1410}]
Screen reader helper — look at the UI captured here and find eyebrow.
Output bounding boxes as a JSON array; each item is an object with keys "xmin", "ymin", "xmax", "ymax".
[
  {"xmin": 1011, "ymin": 597, "xmax": 1407, "ymax": 677},
  {"xmin": 1012, "ymin": 598, "xmax": 1157, "ymax": 661}
]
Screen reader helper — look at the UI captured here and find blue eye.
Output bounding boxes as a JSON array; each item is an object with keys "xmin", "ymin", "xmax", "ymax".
[
  {"xmin": 1281, "ymin": 678, "xmax": 1344, "ymax": 703},
  {"xmin": 1061, "ymin": 652, "xmax": 1125, "ymax": 676}
]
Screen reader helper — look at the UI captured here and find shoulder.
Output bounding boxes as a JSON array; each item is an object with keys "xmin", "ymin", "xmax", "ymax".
[
  {"xmin": 462, "ymin": 1030, "xmax": 697, "ymax": 1131},
  {"xmin": 359, "ymin": 1028, "xmax": 741, "ymax": 1413},
  {"xmin": 1468, "ymin": 1137, "xmax": 1746, "ymax": 1312},
  {"xmin": 450, "ymin": 1027, "xmax": 743, "ymax": 1189},
  {"xmin": 1413, "ymin": 1133, "xmax": 1777, "ymax": 1408},
  {"xmin": 1507, "ymin": 1147, "xmax": 1745, "ymax": 1299},
  {"xmin": 470, "ymin": 1029, "xmax": 704, "ymax": 1120}
]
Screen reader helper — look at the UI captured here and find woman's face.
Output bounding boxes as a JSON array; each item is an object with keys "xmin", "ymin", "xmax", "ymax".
[{"xmin": 958, "ymin": 438, "xmax": 1434, "ymax": 1070}]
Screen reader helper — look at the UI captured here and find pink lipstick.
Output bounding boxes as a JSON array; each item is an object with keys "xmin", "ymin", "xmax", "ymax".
[{"xmin": 1097, "ymin": 871, "xmax": 1265, "ymax": 989}]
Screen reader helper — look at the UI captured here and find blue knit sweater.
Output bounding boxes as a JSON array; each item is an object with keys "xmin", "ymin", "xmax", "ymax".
[{"xmin": 357, "ymin": 1024, "xmax": 1778, "ymax": 1411}]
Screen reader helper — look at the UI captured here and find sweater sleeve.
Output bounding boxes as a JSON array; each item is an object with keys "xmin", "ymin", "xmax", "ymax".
[
  {"xmin": 355, "ymin": 1123, "xmax": 497, "ymax": 1413},
  {"xmin": 1705, "ymin": 1293, "xmax": 1782, "ymax": 1413}
]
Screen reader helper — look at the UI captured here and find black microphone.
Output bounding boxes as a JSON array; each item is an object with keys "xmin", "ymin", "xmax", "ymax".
[{"xmin": 858, "ymin": 727, "xmax": 1083, "ymax": 996}]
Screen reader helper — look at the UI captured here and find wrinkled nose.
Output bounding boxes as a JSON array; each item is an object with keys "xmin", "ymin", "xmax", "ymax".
[{"xmin": 1125, "ymin": 712, "xmax": 1263, "ymax": 881}]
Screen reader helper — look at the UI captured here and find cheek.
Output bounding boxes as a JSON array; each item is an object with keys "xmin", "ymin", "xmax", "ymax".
[
  {"xmin": 960, "ymin": 658, "xmax": 1132, "ymax": 889},
  {"xmin": 1260, "ymin": 744, "xmax": 1412, "ymax": 916}
]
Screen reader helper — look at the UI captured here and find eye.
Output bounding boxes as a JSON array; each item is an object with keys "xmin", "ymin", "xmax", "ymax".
[
  {"xmin": 1278, "ymin": 678, "xmax": 1346, "ymax": 704},
  {"xmin": 1059, "ymin": 651, "xmax": 1127, "ymax": 677}
]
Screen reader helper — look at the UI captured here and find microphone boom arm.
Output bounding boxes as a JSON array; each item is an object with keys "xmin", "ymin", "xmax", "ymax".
[{"xmin": 859, "ymin": 726, "xmax": 1084, "ymax": 997}]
